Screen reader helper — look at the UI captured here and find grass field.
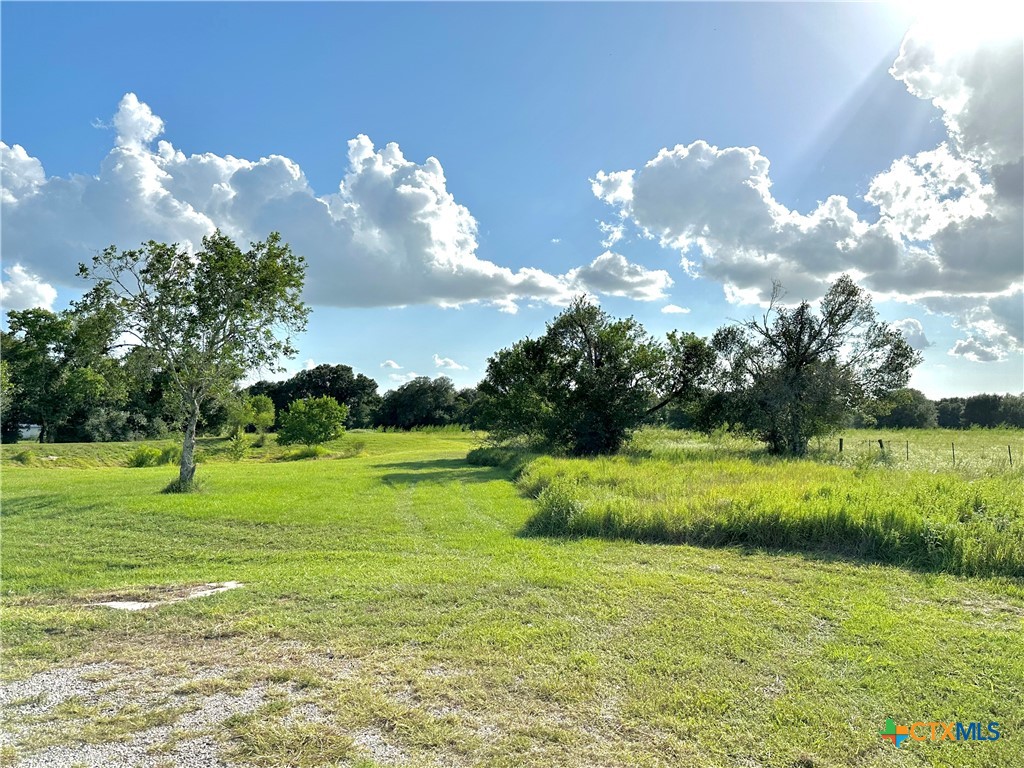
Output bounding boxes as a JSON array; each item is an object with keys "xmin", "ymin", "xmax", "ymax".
[
  {"xmin": 517, "ymin": 428, "xmax": 1024, "ymax": 577},
  {"xmin": 2, "ymin": 429, "xmax": 1023, "ymax": 767}
]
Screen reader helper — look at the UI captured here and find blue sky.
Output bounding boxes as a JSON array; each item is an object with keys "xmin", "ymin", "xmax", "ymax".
[{"xmin": 2, "ymin": 2, "xmax": 1022, "ymax": 397}]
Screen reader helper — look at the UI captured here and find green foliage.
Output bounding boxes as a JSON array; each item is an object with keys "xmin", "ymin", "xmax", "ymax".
[
  {"xmin": 712, "ymin": 275, "xmax": 921, "ymax": 455},
  {"xmin": 227, "ymin": 434, "xmax": 248, "ymax": 462},
  {"xmin": 1, "ymin": 306, "xmax": 121, "ymax": 443},
  {"xmin": 870, "ymin": 388, "xmax": 938, "ymax": 429},
  {"xmin": 250, "ymin": 394, "xmax": 276, "ymax": 433},
  {"xmin": 479, "ymin": 297, "xmax": 714, "ymax": 455},
  {"xmin": 249, "ymin": 364, "xmax": 378, "ymax": 429},
  {"xmin": 374, "ymin": 376, "xmax": 461, "ymax": 429},
  {"xmin": 277, "ymin": 396, "xmax": 348, "ymax": 447},
  {"xmin": 78, "ymin": 231, "xmax": 309, "ymax": 488},
  {"xmin": 127, "ymin": 446, "xmax": 163, "ymax": 468}
]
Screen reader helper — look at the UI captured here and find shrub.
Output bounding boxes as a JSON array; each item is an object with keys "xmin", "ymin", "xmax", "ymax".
[
  {"xmin": 127, "ymin": 446, "xmax": 162, "ymax": 468},
  {"xmin": 277, "ymin": 397, "xmax": 348, "ymax": 447},
  {"xmin": 227, "ymin": 434, "xmax": 248, "ymax": 462},
  {"xmin": 158, "ymin": 445, "xmax": 182, "ymax": 465}
]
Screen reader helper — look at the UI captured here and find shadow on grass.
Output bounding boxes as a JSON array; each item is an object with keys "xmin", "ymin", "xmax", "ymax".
[
  {"xmin": 0, "ymin": 495, "xmax": 104, "ymax": 520},
  {"xmin": 378, "ymin": 458, "xmax": 511, "ymax": 486}
]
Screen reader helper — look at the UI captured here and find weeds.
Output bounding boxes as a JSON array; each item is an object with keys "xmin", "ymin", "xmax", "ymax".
[{"xmin": 516, "ymin": 430, "xmax": 1024, "ymax": 576}]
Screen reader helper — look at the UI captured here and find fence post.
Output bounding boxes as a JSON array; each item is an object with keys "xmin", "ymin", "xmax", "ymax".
[
  {"xmin": 839, "ymin": 438, "xmax": 843, "ymax": 453},
  {"xmin": 1009, "ymin": 445, "xmax": 1014, "ymax": 468},
  {"xmin": 878, "ymin": 438, "xmax": 885, "ymax": 454},
  {"xmin": 952, "ymin": 442, "xmax": 956, "ymax": 465},
  {"xmin": 906, "ymin": 440, "xmax": 909, "ymax": 460}
]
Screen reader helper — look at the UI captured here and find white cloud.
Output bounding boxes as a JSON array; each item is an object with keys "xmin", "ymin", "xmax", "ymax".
[
  {"xmin": 661, "ymin": 304, "xmax": 691, "ymax": 315},
  {"xmin": 592, "ymin": 22, "xmax": 1023, "ymax": 360},
  {"xmin": 598, "ymin": 220, "xmax": 625, "ymax": 248},
  {"xmin": 550, "ymin": 238, "xmax": 561, "ymax": 244},
  {"xmin": 893, "ymin": 318, "xmax": 932, "ymax": 350},
  {"xmin": 565, "ymin": 251, "xmax": 672, "ymax": 301},
  {"xmin": 1, "ymin": 94, "xmax": 663, "ymax": 316},
  {"xmin": 949, "ymin": 336, "xmax": 1006, "ymax": 363},
  {"xmin": 380, "ymin": 359, "xmax": 403, "ymax": 369},
  {"xmin": 433, "ymin": 354, "xmax": 468, "ymax": 371},
  {"xmin": 303, "ymin": 358, "xmax": 316, "ymax": 370},
  {"xmin": 388, "ymin": 371, "xmax": 421, "ymax": 384},
  {"xmin": 0, "ymin": 263, "xmax": 57, "ymax": 311}
]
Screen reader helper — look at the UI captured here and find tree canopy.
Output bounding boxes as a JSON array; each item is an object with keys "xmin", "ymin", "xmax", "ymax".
[
  {"xmin": 78, "ymin": 231, "xmax": 308, "ymax": 489},
  {"xmin": 478, "ymin": 297, "xmax": 715, "ymax": 455},
  {"xmin": 712, "ymin": 274, "xmax": 921, "ymax": 454}
]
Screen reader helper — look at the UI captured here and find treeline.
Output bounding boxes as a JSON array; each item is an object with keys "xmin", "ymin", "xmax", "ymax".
[
  {"xmin": 0, "ymin": 307, "xmax": 484, "ymax": 443},
  {"xmin": 658, "ymin": 389, "xmax": 1024, "ymax": 432},
  {"xmin": 1, "ymin": 306, "xmax": 1020, "ymax": 446},
  {"xmin": 248, "ymin": 366, "xmax": 483, "ymax": 431}
]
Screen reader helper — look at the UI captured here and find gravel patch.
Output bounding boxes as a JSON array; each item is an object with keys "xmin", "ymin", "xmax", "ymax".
[
  {"xmin": 353, "ymin": 727, "xmax": 407, "ymax": 765},
  {"xmin": 0, "ymin": 663, "xmax": 117, "ymax": 720},
  {"xmin": 1, "ymin": 662, "xmax": 268, "ymax": 768}
]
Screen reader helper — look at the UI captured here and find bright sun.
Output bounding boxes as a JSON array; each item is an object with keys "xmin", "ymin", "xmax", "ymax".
[{"xmin": 895, "ymin": 0, "xmax": 1023, "ymax": 51}]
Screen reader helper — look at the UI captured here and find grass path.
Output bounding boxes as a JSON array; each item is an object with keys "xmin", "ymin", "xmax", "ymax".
[{"xmin": 2, "ymin": 432, "xmax": 1022, "ymax": 767}]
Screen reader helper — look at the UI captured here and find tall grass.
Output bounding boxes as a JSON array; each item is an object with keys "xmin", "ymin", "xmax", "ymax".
[{"xmin": 516, "ymin": 429, "xmax": 1024, "ymax": 577}]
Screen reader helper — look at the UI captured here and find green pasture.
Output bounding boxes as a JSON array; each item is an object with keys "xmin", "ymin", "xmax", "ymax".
[{"xmin": 1, "ymin": 429, "xmax": 1022, "ymax": 767}]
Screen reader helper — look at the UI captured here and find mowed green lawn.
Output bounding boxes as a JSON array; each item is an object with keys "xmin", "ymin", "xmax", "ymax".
[{"xmin": 2, "ymin": 431, "xmax": 1023, "ymax": 767}]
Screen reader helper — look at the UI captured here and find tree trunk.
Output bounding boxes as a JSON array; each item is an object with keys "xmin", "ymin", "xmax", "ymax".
[
  {"xmin": 38, "ymin": 420, "xmax": 48, "ymax": 444},
  {"xmin": 179, "ymin": 403, "xmax": 200, "ymax": 487}
]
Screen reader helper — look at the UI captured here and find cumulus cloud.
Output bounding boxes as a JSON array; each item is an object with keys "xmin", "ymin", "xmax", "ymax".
[
  {"xmin": 949, "ymin": 336, "xmax": 1006, "ymax": 363},
  {"xmin": 592, "ymin": 16, "xmax": 1023, "ymax": 360},
  {"xmin": 565, "ymin": 251, "xmax": 672, "ymax": 301},
  {"xmin": 661, "ymin": 304, "xmax": 691, "ymax": 315},
  {"xmin": 1, "ymin": 94, "xmax": 662, "ymax": 315},
  {"xmin": 893, "ymin": 318, "xmax": 932, "ymax": 350},
  {"xmin": 380, "ymin": 359, "xmax": 403, "ymax": 369},
  {"xmin": 433, "ymin": 354, "xmax": 468, "ymax": 371},
  {"xmin": 0, "ymin": 263, "xmax": 57, "ymax": 311}
]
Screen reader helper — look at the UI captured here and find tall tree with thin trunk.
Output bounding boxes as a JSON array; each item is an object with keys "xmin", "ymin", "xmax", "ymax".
[{"xmin": 78, "ymin": 231, "xmax": 308, "ymax": 490}]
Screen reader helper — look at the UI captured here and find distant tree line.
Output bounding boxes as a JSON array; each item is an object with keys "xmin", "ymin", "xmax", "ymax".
[
  {"xmin": 0, "ymin": 325, "xmax": 487, "ymax": 445},
  {"xmin": 2, "ymin": 262, "xmax": 1020, "ymax": 459}
]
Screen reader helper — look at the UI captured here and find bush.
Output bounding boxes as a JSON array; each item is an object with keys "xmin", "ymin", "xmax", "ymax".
[
  {"xmin": 277, "ymin": 397, "xmax": 348, "ymax": 447},
  {"xmin": 158, "ymin": 445, "xmax": 182, "ymax": 465},
  {"xmin": 127, "ymin": 446, "xmax": 162, "ymax": 468},
  {"xmin": 227, "ymin": 434, "xmax": 248, "ymax": 462}
]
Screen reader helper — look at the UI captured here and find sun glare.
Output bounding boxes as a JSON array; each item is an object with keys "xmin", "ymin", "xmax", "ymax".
[{"xmin": 895, "ymin": 0, "xmax": 1023, "ymax": 51}]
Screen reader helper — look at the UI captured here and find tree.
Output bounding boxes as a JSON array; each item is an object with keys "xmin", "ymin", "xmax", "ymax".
[
  {"xmin": 712, "ymin": 275, "xmax": 921, "ymax": 455},
  {"xmin": 872, "ymin": 388, "xmax": 938, "ymax": 429},
  {"xmin": 962, "ymin": 394, "xmax": 1003, "ymax": 428},
  {"xmin": 224, "ymin": 394, "xmax": 256, "ymax": 438},
  {"xmin": 78, "ymin": 231, "xmax": 309, "ymax": 489},
  {"xmin": 374, "ymin": 376, "xmax": 459, "ymax": 429},
  {"xmin": 250, "ymin": 394, "xmax": 276, "ymax": 435},
  {"xmin": 1, "ymin": 307, "xmax": 120, "ymax": 442},
  {"xmin": 936, "ymin": 397, "xmax": 965, "ymax": 429},
  {"xmin": 479, "ymin": 297, "xmax": 715, "ymax": 455},
  {"xmin": 277, "ymin": 396, "xmax": 347, "ymax": 446},
  {"xmin": 248, "ymin": 364, "xmax": 379, "ymax": 429},
  {"xmin": 997, "ymin": 393, "xmax": 1024, "ymax": 428}
]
